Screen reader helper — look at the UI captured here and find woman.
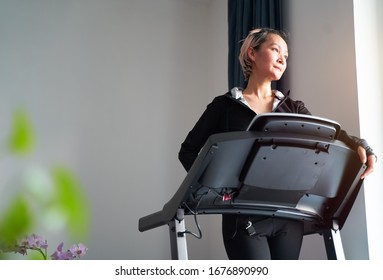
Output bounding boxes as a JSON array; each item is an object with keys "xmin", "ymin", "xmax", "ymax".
[{"xmin": 178, "ymin": 28, "xmax": 376, "ymax": 259}]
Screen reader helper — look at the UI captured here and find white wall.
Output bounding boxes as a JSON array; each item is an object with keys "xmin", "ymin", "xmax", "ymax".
[
  {"xmin": 0, "ymin": 0, "xmax": 227, "ymax": 259},
  {"xmin": 181, "ymin": 0, "xmax": 229, "ymax": 260},
  {"xmin": 353, "ymin": 0, "xmax": 383, "ymax": 260}
]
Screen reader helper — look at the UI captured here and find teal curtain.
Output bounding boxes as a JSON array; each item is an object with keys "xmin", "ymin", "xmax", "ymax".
[{"xmin": 228, "ymin": 0, "xmax": 284, "ymax": 90}]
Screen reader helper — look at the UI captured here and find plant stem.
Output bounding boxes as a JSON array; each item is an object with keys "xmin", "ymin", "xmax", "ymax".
[{"xmin": 35, "ymin": 248, "xmax": 47, "ymax": 260}]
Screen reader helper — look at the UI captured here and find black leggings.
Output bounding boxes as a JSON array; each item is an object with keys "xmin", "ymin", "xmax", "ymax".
[{"xmin": 222, "ymin": 215, "xmax": 304, "ymax": 260}]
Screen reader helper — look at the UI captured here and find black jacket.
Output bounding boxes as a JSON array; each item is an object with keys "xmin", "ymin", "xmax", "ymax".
[{"xmin": 179, "ymin": 91, "xmax": 374, "ymax": 172}]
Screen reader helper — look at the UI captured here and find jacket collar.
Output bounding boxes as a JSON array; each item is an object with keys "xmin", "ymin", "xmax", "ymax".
[{"xmin": 230, "ymin": 87, "xmax": 285, "ymax": 111}]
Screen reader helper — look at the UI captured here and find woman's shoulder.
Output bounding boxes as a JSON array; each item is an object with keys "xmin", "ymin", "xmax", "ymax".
[
  {"xmin": 277, "ymin": 94, "xmax": 311, "ymax": 114},
  {"xmin": 212, "ymin": 88, "xmax": 245, "ymax": 103},
  {"xmin": 208, "ymin": 91, "xmax": 235, "ymax": 105}
]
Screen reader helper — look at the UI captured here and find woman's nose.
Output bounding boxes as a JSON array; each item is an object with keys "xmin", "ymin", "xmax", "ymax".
[{"xmin": 277, "ymin": 56, "xmax": 285, "ymax": 65}]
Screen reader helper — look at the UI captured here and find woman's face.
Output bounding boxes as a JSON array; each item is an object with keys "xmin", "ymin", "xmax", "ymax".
[{"xmin": 251, "ymin": 34, "xmax": 288, "ymax": 81}]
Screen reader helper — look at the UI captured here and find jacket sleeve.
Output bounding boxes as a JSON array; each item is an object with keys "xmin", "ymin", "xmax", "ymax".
[
  {"xmin": 337, "ymin": 130, "xmax": 376, "ymax": 157},
  {"xmin": 178, "ymin": 97, "xmax": 224, "ymax": 172}
]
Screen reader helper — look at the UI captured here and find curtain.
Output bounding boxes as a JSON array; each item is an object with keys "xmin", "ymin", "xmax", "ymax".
[{"xmin": 228, "ymin": 0, "xmax": 284, "ymax": 90}]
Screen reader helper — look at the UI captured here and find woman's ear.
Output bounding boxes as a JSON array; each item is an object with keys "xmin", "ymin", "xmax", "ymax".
[{"xmin": 248, "ymin": 47, "xmax": 256, "ymax": 62}]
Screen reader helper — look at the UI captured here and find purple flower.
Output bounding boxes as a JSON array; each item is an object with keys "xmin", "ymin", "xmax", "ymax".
[
  {"xmin": 51, "ymin": 242, "xmax": 73, "ymax": 260},
  {"xmin": 51, "ymin": 242, "xmax": 87, "ymax": 260},
  {"xmin": 4, "ymin": 234, "xmax": 88, "ymax": 260},
  {"xmin": 16, "ymin": 246, "xmax": 28, "ymax": 256},
  {"xmin": 69, "ymin": 243, "xmax": 88, "ymax": 258},
  {"xmin": 26, "ymin": 234, "xmax": 48, "ymax": 250},
  {"xmin": 15, "ymin": 234, "xmax": 48, "ymax": 258}
]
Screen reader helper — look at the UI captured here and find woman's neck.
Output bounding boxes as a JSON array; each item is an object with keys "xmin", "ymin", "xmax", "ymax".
[{"xmin": 243, "ymin": 78, "xmax": 273, "ymax": 99}]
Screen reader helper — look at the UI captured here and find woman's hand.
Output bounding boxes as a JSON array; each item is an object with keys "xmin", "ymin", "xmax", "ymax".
[{"xmin": 358, "ymin": 146, "xmax": 377, "ymax": 179}]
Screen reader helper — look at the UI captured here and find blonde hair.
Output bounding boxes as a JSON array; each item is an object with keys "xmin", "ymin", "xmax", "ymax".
[{"xmin": 239, "ymin": 28, "xmax": 288, "ymax": 81}]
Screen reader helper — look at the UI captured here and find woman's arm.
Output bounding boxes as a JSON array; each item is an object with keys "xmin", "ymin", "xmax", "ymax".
[
  {"xmin": 178, "ymin": 96, "xmax": 225, "ymax": 172},
  {"xmin": 338, "ymin": 130, "xmax": 377, "ymax": 179}
]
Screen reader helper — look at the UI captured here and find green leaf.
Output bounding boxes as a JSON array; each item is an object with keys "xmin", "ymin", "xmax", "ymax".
[
  {"xmin": 0, "ymin": 195, "xmax": 33, "ymax": 248},
  {"xmin": 50, "ymin": 166, "xmax": 89, "ymax": 241},
  {"xmin": 8, "ymin": 109, "xmax": 36, "ymax": 155}
]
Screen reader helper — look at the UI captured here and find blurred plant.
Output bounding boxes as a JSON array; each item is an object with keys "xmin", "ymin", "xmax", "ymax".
[
  {"xmin": 0, "ymin": 108, "xmax": 89, "ymax": 259},
  {"xmin": 7, "ymin": 108, "xmax": 36, "ymax": 155}
]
